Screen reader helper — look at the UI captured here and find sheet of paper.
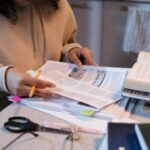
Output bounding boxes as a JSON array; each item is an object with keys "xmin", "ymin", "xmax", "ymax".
[
  {"xmin": 21, "ymin": 96, "xmax": 98, "ymax": 116},
  {"xmin": 20, "ymin": 98, "xmax": 108, "ymax": 134},
  {"xmin": 28, "ymin": 61, "xmax": 128, "ymax": 108},
  {"xmin": 20, "ymin": 97, "xmax": 130, "ymax": 134},
  {"xmin": 19, "ymin": 98, "xmax": 131, "ymax": 135},
  {"xmin": 39, "ymin": 61, "xmax": 128, "ymax": 93},
  {"xmin": 22, "ymin": 62, "xmax": 131, "ymax": 134},
  {"xmin": 101, "ymin": 97, "xmax": 130, "ymax": 119}
]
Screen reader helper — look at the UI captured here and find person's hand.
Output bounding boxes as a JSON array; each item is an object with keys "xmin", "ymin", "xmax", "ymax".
[
  {"xmin": 68, "ymin": 47, "xmax": 97, "ymax": 68},
  {"xmin": 5, "ymin": 67, "xmax": 55, "ymax": 98}
]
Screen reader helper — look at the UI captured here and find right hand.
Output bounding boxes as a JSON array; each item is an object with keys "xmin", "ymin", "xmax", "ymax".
[{"xmin": 5, "ymin": 67, "xmax": 56, "ymax": 98}]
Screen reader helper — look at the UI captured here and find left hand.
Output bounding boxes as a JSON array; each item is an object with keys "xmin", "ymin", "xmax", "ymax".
[
  {"xmin": 68, "ymin": 47, "xmax": 97, "ymax": 68},
  {"xmin": 6, "ymin": 67, "xmax": 55, "ymax": 98}
]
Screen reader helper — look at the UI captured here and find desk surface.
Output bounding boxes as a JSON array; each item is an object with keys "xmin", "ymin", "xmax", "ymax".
[
  {"xmin": 0, "ymin": 101, "xmax": 150, "ymax": 150},
  {"xmin": 0, "ymin": 103, "xmax": 101, "ymax": 150}
]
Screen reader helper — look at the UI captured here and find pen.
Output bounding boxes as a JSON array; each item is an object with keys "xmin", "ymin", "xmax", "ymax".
[{"xmin": 29, "ymin": 70, "xmax": 42, "ymax": 97}]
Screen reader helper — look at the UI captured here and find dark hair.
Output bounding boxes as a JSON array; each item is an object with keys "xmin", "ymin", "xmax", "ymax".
[{"xmin": 0, "ymin": 0, "xmax": 59, "ymax": 23}]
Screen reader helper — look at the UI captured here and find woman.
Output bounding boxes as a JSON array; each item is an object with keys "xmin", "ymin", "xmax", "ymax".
[{"xmin": 0, "ymin": 0, "xmax": 96, "ymax": 98}]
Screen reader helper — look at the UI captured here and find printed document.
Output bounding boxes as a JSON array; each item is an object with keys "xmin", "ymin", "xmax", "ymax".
[
  {"xmin": 21, "ymin": 61, "xmax": 130, "ymax": 134},
  {"xmin": 39, "ymin": 61, "xmax": 128, "ymax": 93},
  {"xmin": 20, "ymin": 96, "xmax": 130, "ymax": 134},
  {"xmin": 21, "ymin": 97, "xmax": 109, "ymax": 134},
  {"xmin": 28, "ymin": 61, "xmax": 128, "ymax": 109}
]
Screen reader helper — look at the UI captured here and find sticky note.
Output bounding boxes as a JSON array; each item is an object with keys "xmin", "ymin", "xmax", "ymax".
[
  {"xmin": 9, "ymin": 96, "xmax": 22, "ymax": 102},
  {"xmin": 80, "ymin": 109, "xmax": 96, "ymax": 116}
]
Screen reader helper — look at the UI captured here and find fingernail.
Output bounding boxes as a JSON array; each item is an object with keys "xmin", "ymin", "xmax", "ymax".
[
  {"xmin": 77, "ymin": 62, "xmax": 83, "ymax": 68},
  {"xmin": 48, "ymin": 93, "xmax": 55, "ymax": 97}
]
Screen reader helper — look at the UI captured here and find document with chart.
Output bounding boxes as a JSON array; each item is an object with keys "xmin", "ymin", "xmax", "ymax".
[
  {"xmin": 28, "ymin": 61, "xmax": 128, "ymax": 109},
  {"xmin": 18, "ymin": 61, "xmax": 130, "ymax": 134}
]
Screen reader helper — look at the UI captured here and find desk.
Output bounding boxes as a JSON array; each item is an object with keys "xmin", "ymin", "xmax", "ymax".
[
  {"xmin": 0, "ymin": 103, "xmax": 102, "ymax": 150},
  {"xmin": 0, "ymin": 100, "xmax": 150, "ymax": 150}
]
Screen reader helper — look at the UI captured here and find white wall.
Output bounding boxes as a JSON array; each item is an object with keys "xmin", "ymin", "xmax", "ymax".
[
  {"xmin": 69, "ymin": 0, "xmax": 150, "ymax": 67},
  {"xmin": 69, "ymin": 0, "xmax": 103, "ymax": 65},
  {"xmin": 102, "ymin": 1, "xmax": 134, "ymax": 67}
]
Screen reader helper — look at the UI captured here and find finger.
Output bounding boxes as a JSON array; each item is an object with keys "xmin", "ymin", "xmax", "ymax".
[
  {"xmin": 33, "ymin": 79, "xmax": 55, "ymax": 88},
  {"xmin": 82, "ymin": 48, "xmax": 98, "ymax": 66},
  {"xmin": 86, "ymin": 58, "xmax": 98, "ymax": 66},
  {"xmin": 17, "ymin": 85, "xmax": 55, "ymax": 98},
  {"xmin": 23, "ymin": 76, "xmax": 55, "ymax": 88},
  {"xmin": 34, "ymin": 88, "xmax": 55, "ymax": 98},
  {"xmin": 69, "ymin": 52, "xmax": 83, "ymax": 68},
  {"xmin": 15, "ymin": 85, "xmax": 31, "ymax": 96}
]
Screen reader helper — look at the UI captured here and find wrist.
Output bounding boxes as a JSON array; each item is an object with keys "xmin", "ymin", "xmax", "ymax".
[{"xmin": 5, "ymin": 66, "xmax": 15, "ymax": 93}]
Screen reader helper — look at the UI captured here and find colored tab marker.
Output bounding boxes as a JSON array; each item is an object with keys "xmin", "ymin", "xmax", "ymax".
[
  {"xmin": 80, "ymin": 109, "xmax": 96, "ymax": 116},
  {"xmin": 8, "ymin": 96, "xmax": 22, "ymax": 102}
]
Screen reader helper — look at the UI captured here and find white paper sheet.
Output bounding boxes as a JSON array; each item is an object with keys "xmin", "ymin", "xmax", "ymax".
[
  {"xmin": 39, "ymin": 61, "xmax": 128, "ymax": 93},
  {"xmin": 21, "ymin": 97, "xmax": 108, "ymax": 134},
  {"xmin": 21, "ymin": 62, "xmax": 130, "ymax": 134},
  {"xmin": 28, "ymin": 61, "xmax": 128, "ymax": 109}
]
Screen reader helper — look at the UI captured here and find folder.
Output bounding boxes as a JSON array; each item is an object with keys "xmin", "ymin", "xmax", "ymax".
[
  {"xmin": 108, "ymin": 123, "xmax": 141, "ymax": 150},
  {"xmin": 135, "ymin": 124, "xmax": 150, "ymax": 150}
]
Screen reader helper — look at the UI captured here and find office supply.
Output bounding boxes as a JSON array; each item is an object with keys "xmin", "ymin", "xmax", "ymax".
[
  {"xmin": 22, "ymin": 98, "xmax": 113, "ymax": 122},
  {"xmin": 28, "ymin": 61, "xmax": 128, "ymax": 109},
  {"xmin": 135, "ymin": 124, "xmax": 150, "ymax": 150},
  {"xmin": 122, "ymin": 52, "xmax": 150, "ymax": 101},
  {"xmin": 108, "ymin": 123, "xmax": 141, "ymax": 150},
  {"xmin": 0, "ymin": 99, "xmax": 150, "ymax": 150},
  {"xmin": 21, "ymin": 97, "xmax": 100, "ymax": 117},
  {"xmin": 20, "ymin": 61, "xmax": 137, "ymax": 136},
  {"xmin": 3, "ymin": 116, "xmax": 79, "ymax": 150},
  {"xmin": 38, "ymin": 60, "xmax": 128, "ymax": 92},
  {"xmin": 42, "ymin": 120, "xmax": 101, "ymax": 135},
  {"xmin": 8, "ymin": 96, "xmax": 22, "ymax": 102},
  {"xmin": 29, "ymin": 70, "xmax": 42, "ymax": 97},
  {"xmin": 4, "ymin": 116, "xmax": 72, "ymax": 135},
  {"xmin": 18, "ymin": 95, "xmax": 130, "ymax": 135}
]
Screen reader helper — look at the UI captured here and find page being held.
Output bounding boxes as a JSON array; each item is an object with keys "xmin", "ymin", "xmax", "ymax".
[{"xmin": 5, "ymin": 67, "xmax": 55, "ymax": 98}]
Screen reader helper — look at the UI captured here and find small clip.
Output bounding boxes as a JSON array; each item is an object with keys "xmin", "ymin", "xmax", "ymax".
[{"xmin": 68, "ymin": 126, "xmax": 80, "ymax": 141}]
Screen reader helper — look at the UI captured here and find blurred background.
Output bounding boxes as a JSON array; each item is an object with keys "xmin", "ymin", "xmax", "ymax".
[{"xmin": 69, "ymin": 0, "xmax": 150, "ymax": 67}]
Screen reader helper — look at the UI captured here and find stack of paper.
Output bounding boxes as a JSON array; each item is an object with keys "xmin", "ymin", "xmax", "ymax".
[
  {"xmin": 17, "ymin": 61, "xmax": 133, "ymax": 134},
  {"xmin": 28, "ymin": 61, "xmax": 128, "ymax": 109}
]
